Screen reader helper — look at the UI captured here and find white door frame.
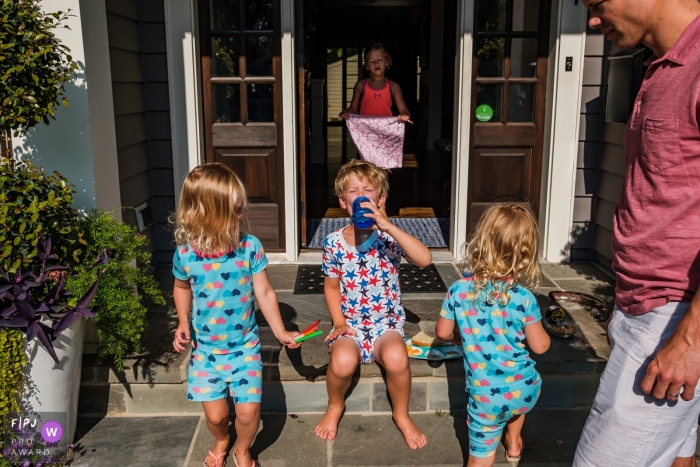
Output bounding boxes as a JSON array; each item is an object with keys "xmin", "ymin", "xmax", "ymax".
[{"xmin": 165, "ymin": 0, "xmax": 586, "ymax": 263}]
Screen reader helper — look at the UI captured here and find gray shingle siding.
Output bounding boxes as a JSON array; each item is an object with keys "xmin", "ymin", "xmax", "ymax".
[
  {"xmin": 571, "ymin": 22, "xmax": 611, "ymax": 262},
  {"xmin": 106, "ymin": 0, "xmax": 175, "ymax": 263}
]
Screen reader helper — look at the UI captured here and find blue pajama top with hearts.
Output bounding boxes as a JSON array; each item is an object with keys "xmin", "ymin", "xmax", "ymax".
[
  {"xmin": 440, "ymin": 275, "xmax": 542, "ymax": 395},
  {"xmin": 173, "ymin": 235, "xmax": 267, "ymax": 403}
]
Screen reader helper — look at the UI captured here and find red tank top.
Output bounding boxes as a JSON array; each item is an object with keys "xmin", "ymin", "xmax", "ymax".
[{"xmin": 359, "ymin": 78, "xmax": 393, "ymax": 117}]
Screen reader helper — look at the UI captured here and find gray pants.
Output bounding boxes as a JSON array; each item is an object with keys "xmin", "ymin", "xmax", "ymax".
[{"xmin": 574, "ymin": 302, "xmax": 700, "ymax": 466}]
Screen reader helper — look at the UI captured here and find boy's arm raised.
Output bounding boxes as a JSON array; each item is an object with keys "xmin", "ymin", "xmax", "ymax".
[{"xmin": 361, "ymin": 200, "xmax": 432, "ymax": 268}]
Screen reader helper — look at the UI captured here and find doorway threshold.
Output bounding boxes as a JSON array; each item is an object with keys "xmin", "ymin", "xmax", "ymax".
[{"xmin": 267, "ymin": 249, "xmax": 456, "ymax": 265}]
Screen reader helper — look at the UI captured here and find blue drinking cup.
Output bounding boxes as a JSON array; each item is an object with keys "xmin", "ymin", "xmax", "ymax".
[{"xmin": 351, "ymin": 196, "xmax": 375, "ymax": 230}]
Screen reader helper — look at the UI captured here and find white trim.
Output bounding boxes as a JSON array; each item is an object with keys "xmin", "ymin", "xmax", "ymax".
[
  {"xmin": 164, "ymin": 0, "xmax": 204, "ymax": 204},
  {"xmin": 449, "ymin": 0, "xmax": 474, "ymax": 258},
  {"xmin": 79, "ymin": 0, "xmax": 122, "ymax": 218},
  {"xmin": 539, "ymin": 0, "xmax": 587, "ymax": 262},
  {"xmin": 281, "ymin": 0, "xmax": 299, "ymax": 261}
]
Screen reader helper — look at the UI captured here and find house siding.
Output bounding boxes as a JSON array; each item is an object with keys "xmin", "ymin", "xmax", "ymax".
[
  {"xmin": 571, "ymin": 24, "xmax": 610, "ymax": 262},
  {"xmin": 105, "ymin": 0, "xmax": 175, "ymax": 263}
]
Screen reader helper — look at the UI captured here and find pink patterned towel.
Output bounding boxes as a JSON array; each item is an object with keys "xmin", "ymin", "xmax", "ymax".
[{"xmin": 345, "ymin": 115, "xmax": 405, "ymax": 169}]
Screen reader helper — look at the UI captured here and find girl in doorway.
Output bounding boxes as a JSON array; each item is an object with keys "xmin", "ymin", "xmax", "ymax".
[
  {"xmin": 339, "ymin": 43, "xmax": 411, "ymax": 122},
  {"xmin": 435, "ymin": 205, "xmax": 551, "ymax": 467},
  {"xmin": 171, "ymin": 163, "xmax": 301, "ymax": 467}
]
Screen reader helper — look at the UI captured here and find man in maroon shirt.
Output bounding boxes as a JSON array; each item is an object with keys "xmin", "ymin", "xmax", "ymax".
[{"xmin": 575, "ymin": 0, "xmax": 700, "ymax": 466}]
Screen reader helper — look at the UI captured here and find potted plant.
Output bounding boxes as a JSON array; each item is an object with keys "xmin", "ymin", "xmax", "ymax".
[{"xmin": 0, "ymin": 237, "xmax": 106, "ymax": 446}]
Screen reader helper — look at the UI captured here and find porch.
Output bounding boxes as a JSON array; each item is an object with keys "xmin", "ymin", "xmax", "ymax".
[{"xmin": 73, "ymin": 260, "xmax": 621, "ymax": 466}]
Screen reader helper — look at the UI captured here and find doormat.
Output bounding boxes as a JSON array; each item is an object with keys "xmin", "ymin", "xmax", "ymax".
[
  {"xmin": 294, "ymin": 264, "xmax": 447, "ymax": 294},
  {"xmin": 306, "ymin": 218, "xmax": 450, "ymax": 249}
]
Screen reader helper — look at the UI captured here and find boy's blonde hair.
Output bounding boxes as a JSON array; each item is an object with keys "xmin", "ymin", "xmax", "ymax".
[
  {"xmin": 364, "ymin": 43, "xmax": 393, "ymax": 70},
  {"xmin": 463, "ymin": 204, "xmax": 541, "ymax": 305},
  {"xmin": 334, "ymin": 159, "xmax": 389, "ymax": 198},
  {"xmin": 172, "ymin": 163, "xmax": 248, "ymax": 254}
]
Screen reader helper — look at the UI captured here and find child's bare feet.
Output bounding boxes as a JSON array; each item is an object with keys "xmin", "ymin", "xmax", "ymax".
[
  {"xmin": 205, "ymin": 436, "xmax": 230, "ymax": 467},
  {"xmin": 504, "ymin": 435, "xmax": 523, "ymax": 457},
  {"xmin": 394, "ymin": 415, "xmax": 428, "ymax": 449},
  {"xmin": 314, "ymin": 405, "xmax": 345, "ymax": 440},
  {"xmin": 233, "ymin": 445, "xmax": 253, "ymax": 467}
]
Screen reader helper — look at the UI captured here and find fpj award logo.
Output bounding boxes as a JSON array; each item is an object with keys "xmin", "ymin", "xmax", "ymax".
[{"xmin": 3, "ymin": 412, "xmax": 69, "ymax": 465}]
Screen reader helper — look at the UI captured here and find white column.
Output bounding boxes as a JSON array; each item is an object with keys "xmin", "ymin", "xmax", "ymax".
[
  {"xmin": 13, "ymin": 0, "xmax": 121, "ymax": 217},
  {"xmin": 449, "ymin": 0, "xmax": 475, "ymax": 257},
  {"xmin": 280, "ymin": 0, "xmax": 299, "ymax": 261},
  {"xmin": 538, "ymin": 0, "xmax": 587, "ymax": 262},
  {"xmin": 164, "ymin": 0, "xmax": 204, "ymax": 203}
]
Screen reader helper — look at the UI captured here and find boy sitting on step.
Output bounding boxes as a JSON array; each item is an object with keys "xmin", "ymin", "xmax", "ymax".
[{"xmin": 314, "ymin": 160, "xmax": 432, "ymax": 449}]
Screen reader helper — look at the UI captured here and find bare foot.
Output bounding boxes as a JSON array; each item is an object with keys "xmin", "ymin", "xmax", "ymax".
[
  {"xmin": 394, "ymin": 415, "xmax": 428, "ymax": 449},
  {"xmin": 233, "ymin": 446, "xmax": 253, "ymax": 467},
  {"xmin": 205, "ymin": 436, "xmax": 230, "ymax": 467},
  {"xmin": 504, "ymin": 436, "xmax": 522, "ymax": 457},
  {"xmin": 314, "ymin": 405, "xmax": 345, "ymax": 440}
]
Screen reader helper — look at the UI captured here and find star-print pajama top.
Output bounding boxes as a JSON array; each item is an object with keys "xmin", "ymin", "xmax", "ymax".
[
  {"xmin": 322, "ymin": 228, "xmax": 406, "ymax": 363},
  {"xmin": 172, "ymin": 235, "xmax": 267, "ymax": 403}
]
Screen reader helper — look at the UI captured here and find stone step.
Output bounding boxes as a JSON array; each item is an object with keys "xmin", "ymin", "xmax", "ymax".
[
  {"xmin": 79, "ymin": 264, "xmax": 611, "ymax": 417},
  {"xmin": 72, "ymin": 409, "xmax": 593, "ymax": 466}
]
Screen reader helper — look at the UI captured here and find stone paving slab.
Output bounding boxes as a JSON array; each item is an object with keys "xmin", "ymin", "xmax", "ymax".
[
  {"xmin": 72, "ymin": 416, "xmax": 199, "ymax": 466},
  {"xmin": 186, "ymin": 415, "xmax": 328, "ymax": 467}
]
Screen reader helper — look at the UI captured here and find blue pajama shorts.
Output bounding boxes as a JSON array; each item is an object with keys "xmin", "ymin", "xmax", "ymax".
[
  {"xmin": 187, "ymin": 341, "xmax": 263, "ymax": 404},
  {"xmin": 467, "ymin": 379, "xmax": 541, "ymax": 458}
]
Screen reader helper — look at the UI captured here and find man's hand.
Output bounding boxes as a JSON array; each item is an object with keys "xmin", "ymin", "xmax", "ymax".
[{"xmin": 641, "ymin": 319, "xmax": 700, "ymax": 402}]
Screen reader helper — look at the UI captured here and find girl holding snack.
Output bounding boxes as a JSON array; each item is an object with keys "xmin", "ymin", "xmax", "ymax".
[
  {"xmin": 171, "ymin": 163, "xmax": 301, "ymax": 467},
  {"xmin": 338, "ymin": 43, "xmax": 411, "ymax": 123},
  {"xmin": 435, "ymin": 205, "xmax": 551, "ymax": 466}
]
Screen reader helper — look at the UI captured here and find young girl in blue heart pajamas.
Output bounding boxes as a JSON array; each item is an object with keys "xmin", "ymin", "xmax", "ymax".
[
  {"xmin": 171, "ymin": 163, "xmax": 300, "ymax": 467},
  {"xmin": 436, "ymin": 205, "xmax": 551, "ymax": 467}
]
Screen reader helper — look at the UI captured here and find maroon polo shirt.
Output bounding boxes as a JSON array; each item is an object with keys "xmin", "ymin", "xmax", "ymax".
[{"xmin": 613, "ymin": 14, "xmax": 700, "ymax": 315}]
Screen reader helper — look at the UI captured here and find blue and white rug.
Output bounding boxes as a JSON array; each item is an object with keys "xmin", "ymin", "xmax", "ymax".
[{"xmin": 307, "ymin": 218, "xmax": 450, "ymax": 248}]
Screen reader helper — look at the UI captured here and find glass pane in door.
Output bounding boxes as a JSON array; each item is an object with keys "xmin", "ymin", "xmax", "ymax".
[
  {"xmin": 475, "ymin": 84, "xmax": 503, "ymax": 122},
  {"xmin": 510, "ymin": 38, "xmax": 537, "ymax": 77},
  {"xmin": 245, "ymin": 0, "xmax": 272, "ymax": 30},
  {"xmin": 508, "ymin": 84, "xmax": 535, "ymax": 122},
  {"xmin": 248, "ymin": 83, "xmax": 274, "ymax": 122},
  {"xmin": 211, "ymin": 0, "xmax": 239, "ymax": 30},
  {"xmin": 246, "ymin": 36, "xmax": 273, "ymax": 76},
  {"xmin": 476, "ymin": 0, "xmax": 507, "ymax": 31},
  {"xmin": 512, "ymin": 0, "xmax": 539, "ymax": 31},
  {"xmin": 477, "ymin": 37, "xmax": 505, "ymax": 77},
  {"xmin": 212, "ymin": 37, "xmax": 241, "ymax": 76},
  {"xmin": 213, "ymin": 84, "xmax": 241, "ymax": 122}
]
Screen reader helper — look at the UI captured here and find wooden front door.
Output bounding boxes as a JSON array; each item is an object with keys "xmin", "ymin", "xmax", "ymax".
[
  {"xmin": 199, "ymin": 0, "xmax": 285, "ymax": 250},
  {"xmin": 467, "ymin": 0, "xmax": 551, "ymax": 231}
]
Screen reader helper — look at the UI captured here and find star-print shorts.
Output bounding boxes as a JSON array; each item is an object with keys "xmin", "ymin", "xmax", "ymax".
[
  {"xmin": 187, "ymin": 343, "xmax": 263, "ymax": 404},
  {"xmin": 333, "ymin": 327, "xmax": 404, "ymax": 364},
  {"xmin": 466, "ymin": 380, "xmax": 541, "ymax": 458}
]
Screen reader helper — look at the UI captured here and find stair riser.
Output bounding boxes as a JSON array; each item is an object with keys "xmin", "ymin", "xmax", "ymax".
[{"xmin": 79, "ymin": 374, "xmax": 601, "ymax": 416}]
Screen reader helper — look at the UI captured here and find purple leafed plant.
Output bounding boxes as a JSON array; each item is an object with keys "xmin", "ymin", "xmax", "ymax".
[{"xmin": 0, "ymin": 237, "xmax": 109, "ymax": 363}]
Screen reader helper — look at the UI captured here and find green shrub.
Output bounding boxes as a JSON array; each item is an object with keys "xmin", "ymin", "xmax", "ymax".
[
  {"xmin": 0, "ymin": 329, "xmax": 25, "ymax": 418},
  {"xmin": 0, "ymin": 157, "xmax": 82, "ymax": 273},
  {"xmin": 66, "ymin": 210, "xmax": 164, "ymax": 371},
  {"xmin": 0, "ymin": 0, "xmax": 77, "ymax": 137}
]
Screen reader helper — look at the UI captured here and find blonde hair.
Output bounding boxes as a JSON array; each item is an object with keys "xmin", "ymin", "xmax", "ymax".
[
  {"xmin": 463, "ymin": 204, "xmax": 541, "ymax": 306},
  {"xmin": 364, "ymin": 43, "xmax": 393, "ymax": 70},
  {"xmin": 172, "ymin": 163, "xmax": 248, "ymax": 254},
  {"xmin": 334, "ymin": 159, "xmax": 389, "ymax": 198}
]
